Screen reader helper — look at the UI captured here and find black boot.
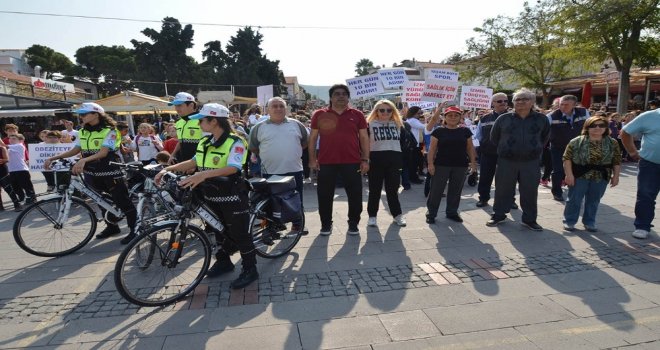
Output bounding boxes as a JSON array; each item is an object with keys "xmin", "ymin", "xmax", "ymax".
[
  {"xmin": 96, "ymin": 224, "xmax": 121, "ymax": 239},
  {"xmin": 230, "ymin": 265, "xmax": 258, "ymax": 289},
  {"xmin": 120, "ymin": 231, "xmax": 137, "ymax": 245},
  {"xmin": 206, "ymin": 256, "xmax": 235, "ymax": 278}
]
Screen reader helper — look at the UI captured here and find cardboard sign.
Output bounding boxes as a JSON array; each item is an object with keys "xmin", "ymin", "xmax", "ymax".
[
  {"xmin": 408, "ymin": 101, "xmax": 437, "ymax": 110},
  {"xmin": 257, "ymin": 85, "xmax": 274, "ymax": 107},
  {"xmin": 402, "ymin": 81, "xmax": 425, "ymax": 103},
  {"xmin": 460, "ymin": 86, "xmax": 493, "ymax": 109},
  {"xmin": 426, "ymin": 69, "xmax": 459, "ymax": 82},
  {"xmin": 378, "ymin": 68, "xmax": 409, "ymax": 89},
  {"xmin": 345, "ymin": 73, "xmax": 384, "ymax": 98},
  {"xmin": 421, "ymin": 79, "xmax": 458, "ymax": 103},
  {"xmin": 28, "ymin": 143, "xmax": 77, "ymax": 171}
]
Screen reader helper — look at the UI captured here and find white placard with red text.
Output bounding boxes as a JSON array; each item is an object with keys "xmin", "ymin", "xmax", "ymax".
[
  {"xmin": 402, "ymin": 81, "xmax": 425, "ymax": 103},
  {"xmin": 460, "ymin": 86, "xmax": 493, "ymax": 109},
  {"xmin": 421, "ymin": 79, "xmax": 458, "ymax": 103}
]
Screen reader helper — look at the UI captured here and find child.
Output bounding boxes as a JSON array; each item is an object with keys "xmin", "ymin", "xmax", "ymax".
[
  {"xmin": 7, "ymin": 134, "xmax": 36, "ymax": 204},
  {"xmin": 131, "ymin": 123, "xmax": 163, "ymax": 165},
  {"xmin": 155, "ymin": 151, "xmax": 170, "ymax": 166}
]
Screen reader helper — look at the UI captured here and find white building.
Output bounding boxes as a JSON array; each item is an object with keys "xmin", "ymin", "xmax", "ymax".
[{"xmin": 0, "ymin": 50, "xmax": 33, "ymax": 76}]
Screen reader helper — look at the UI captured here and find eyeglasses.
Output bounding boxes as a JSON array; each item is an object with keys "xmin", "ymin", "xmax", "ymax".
[
  {"xmin": 513, "ymin": 98, "xmax": 531, "ymax": 102},
  {"xmin": 588, "ymin": 124, "xmax": 607, "ymax": 128},
  {"xmin": 378, "ymin": 108, "xmax": 393, "ymax": 113},
  {"xmin": 494, "ymin": 100, "xmax": 508, "ymax": 103}
]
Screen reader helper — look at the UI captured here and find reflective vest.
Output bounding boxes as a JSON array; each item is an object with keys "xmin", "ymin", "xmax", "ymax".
[
  {"xmin": 195, "ymin": 134, "xmax": 247, "ymax": 171},
  {"xmin": 175, "ymin": 117, "xmax": 202, "ymax": 161},
  {"xmin": 79, "ymin": 126, "xmax": 122, "ymax": 177}
]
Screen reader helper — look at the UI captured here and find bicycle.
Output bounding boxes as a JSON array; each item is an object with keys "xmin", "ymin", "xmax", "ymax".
[
  {"xmin": 114, "ymin": 173, "xmax": 304, "ymax": 307},
  {"xmin": 12, "ymin": 160, "xmax": 174, "ymax": 257}
]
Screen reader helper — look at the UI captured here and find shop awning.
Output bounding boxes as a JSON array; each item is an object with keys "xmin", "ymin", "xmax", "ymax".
[{"xmin": 0, "ymin": 108, "xmax": 71, "ymax": 118}]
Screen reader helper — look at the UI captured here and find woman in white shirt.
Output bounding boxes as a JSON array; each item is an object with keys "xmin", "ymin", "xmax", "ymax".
[{"xmin": 131, "ymin": 123, "xmax": 164, "ymax": 165}]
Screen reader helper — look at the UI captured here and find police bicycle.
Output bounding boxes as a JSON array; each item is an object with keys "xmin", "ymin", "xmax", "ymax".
[
  {"xmin": 114, "ymin": 172, "xmax": 304, "ymax": 306},
  {"xmin": 12, "ymin": 160, "xmax": 175, "ymax": 257}
]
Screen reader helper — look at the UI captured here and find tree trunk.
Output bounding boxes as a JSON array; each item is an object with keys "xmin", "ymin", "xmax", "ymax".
[
  {"xmin": 617, "ymin": 66, "xmax": 630, "ymax": 113},
  {"xmin": 541, "ymin": 89, "xmax": 550, "ymax": 109}
]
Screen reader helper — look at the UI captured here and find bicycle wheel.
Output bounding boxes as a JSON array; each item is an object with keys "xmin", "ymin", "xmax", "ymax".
[
  {"xmin": 13, "ymin": 197, "xmax": 97, "ymax": 257},
  {"xmin": 134, "ymin": 198, "xmax": 157, "ymax": 235},
  {"xmin": 114, "ymin": 223, "xmax": 211, "ymax": 307},
  {"xmin": 249, "ymin": 198, "xmax": 304, "ymax": 259}
]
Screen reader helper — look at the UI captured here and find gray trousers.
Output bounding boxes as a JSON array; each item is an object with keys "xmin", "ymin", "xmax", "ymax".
[
  {"xmin": 426, "ymin": 166, "xmax": 467, "ymax": 218},
  {"xmin": 493, "ymin": 158, "xmax": 540, "ymax": 222}
]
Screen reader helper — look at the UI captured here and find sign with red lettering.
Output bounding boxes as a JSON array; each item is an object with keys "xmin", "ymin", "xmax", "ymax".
[
  {"xmin": 402, "ymin": 81, "xmax": 425, "ymax": 103},
  {"xmin": 460, "ymin": 86, "xmax": 493, "ymax": 109},
  {"xmin": 421, "ymin": 79, "xmax": 458, "ymax": 103}
]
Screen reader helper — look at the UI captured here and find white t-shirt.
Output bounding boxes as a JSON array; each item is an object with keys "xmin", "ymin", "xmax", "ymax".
[
  {"xmin": 131, "ymin": 134, "xmax": 163, "ymax": 161},
  {"xmin": 62, "ymin": 129, "xmax": 79, "ymax": 141},
  {"xmin": 248, "ymin": 114, "xmax": 269, "ymax": 126},
  {"xmin": 7, "ymin": 143, "xmax": 29, "ymax": 172}
]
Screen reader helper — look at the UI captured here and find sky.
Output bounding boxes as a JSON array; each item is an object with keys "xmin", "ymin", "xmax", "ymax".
[{"xmin": 1, "ymin": 0, "xmax": 529, "ymax": 87}]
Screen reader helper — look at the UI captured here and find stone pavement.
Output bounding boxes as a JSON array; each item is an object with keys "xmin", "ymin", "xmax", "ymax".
[{"xmin": 0, "ymin": 164, "xmax": 658, "ymax": 349}]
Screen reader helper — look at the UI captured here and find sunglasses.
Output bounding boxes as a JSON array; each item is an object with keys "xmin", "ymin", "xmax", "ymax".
[
  {"xmin": 378, "ymin": 108, "xmax": 393, "ymax": 113},
  {"xmin": 494, "ymin": 100, "xmax": 508, "ymax": 103},
  {"xmin": 588, "ymin": 124, "xmax": 607, "ymax": 128}
]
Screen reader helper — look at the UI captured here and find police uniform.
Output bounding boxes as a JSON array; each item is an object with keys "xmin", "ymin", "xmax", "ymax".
[
  {"xmin": 174, "ymin": 115, "xmax": 202, "ymax": 161},
  {"xmin": 548, "ymin": 107, "xmax": 590, "ymax": 199}
]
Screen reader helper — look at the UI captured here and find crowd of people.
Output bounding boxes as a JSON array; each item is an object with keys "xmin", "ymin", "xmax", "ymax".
[{"xmin": 1, "ymin": 86, "xmax": 658, "ymax": 290}]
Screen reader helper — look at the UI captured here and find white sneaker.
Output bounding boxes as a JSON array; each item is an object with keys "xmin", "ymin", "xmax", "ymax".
[
  {"xmin": 393, "ymin": 215, "xmax": 407, "ymax": 227},
  {"xmin": 563, "ymin": 223, "xmax": 575, "ymax": 231},
  {"xmin": 632, "ymin": 229, "xmax": 650, "ymax": 239},
  {"xmin": 367, "ymin": 217, "xmax": 377, "ymax": 227}
]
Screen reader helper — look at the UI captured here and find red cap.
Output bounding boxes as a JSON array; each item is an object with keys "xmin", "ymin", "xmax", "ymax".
[{"xmin": 443, "ymin": 106, "xmax": 462, "ymax": 115}]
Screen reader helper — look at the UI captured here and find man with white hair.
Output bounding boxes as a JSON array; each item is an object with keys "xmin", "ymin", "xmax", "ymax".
[{"xmin": 487, "ymin": 88, "xmax": 550, "ymax": 231}]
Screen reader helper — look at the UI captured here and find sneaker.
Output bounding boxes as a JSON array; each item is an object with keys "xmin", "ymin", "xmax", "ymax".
[
  {"xmin": 347, "ymin": 223, "xmax": 360, "ymax": 235},
  {"xmin": 425, "ymin": 217, "xmax": 435, "ymax": 224},
  {"xmin": 476, "ymin": 200, "xmax": 488, "ymax": 208},
  {"xmin": 206, "ymin": 258, "xmax": 235, "ymax": 278},
  {"xmin": 120, "ymin": 233, "xmax": 137, "ymax": 245},
  {"xmin": 486, "ymin": 215, "xmax": 506, "ymax": 227},
  {"xmin": 367, "ymin": 217, "xmax": 377, "ymax": 227},
  {"xmin": 553, "ymin": 195, "xmax": 565, "ymax": 202},
  {"xmin": 96, "ymin": 225, "xmax": 121, "ymax": 239},
  {"xmin": 393, "ymin": 215, "xmax": 407, "ymax": 227},
  {"xmin": 511, "ymin": 202, "xmax": 519, "ymax": 210},
  {"xmin": 320, "ymin": 224, "xmax": 333, "ymax": 236},
  {"xmin": 632, "ymin": 229, "xmax": 649, "ymax": 239},
  {"xmin": 563, "ymin": 223, "xmax": 575, "ymax": 231},
  {"xmin": 522, "ymin": 221, "xmax": 543, "ymax": 231},
  {"xmin": 584, "ymin": 225, "xmax": 598, "ymax": 232},
  {"xmin": 230, "ymin": 266, "xmax": 259, "ymax": 289},
  {"xmin": 446, "ymin": 214, "xmax": 463, "ymax": 223}
]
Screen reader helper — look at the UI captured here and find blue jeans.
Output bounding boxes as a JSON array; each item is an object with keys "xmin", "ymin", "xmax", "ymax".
[
  {"xmin": 563, "ymin": 178, "xmax": 608, "ymax": 227},
  {"xmin": 635, "ymin": 158, "xmax": 660, "ymax": 231},
  {"xmin": 550, "ymin": 147, "xmax": 566, "ymax": 197}
]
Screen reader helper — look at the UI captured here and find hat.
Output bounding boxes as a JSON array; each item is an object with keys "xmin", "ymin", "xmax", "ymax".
[
  {"xmin": 75, "ymin": 102, "xmax": 104, "ymax": 114},
  {"xmin": 443, "ymin": 106, "xmax": 462, "ymax": 115},
  {"xmin": 189, "ymin": 103, "xmax": 230, "ymax": 120},
  {"xmin": 168, "ymin": 92, "xmax": 195, "ymax": 106}
]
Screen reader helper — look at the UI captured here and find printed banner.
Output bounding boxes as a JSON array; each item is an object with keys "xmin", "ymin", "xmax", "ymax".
[
  {"xmin": 378, "ymin": 68, "xmax": 409, "ymax": 89},
  {"xmin": 345, "ymin": 73, "xmax": 384, "ymax": 99},
  {"xmin": 402, "ymin": 81, "xmax": 425, "ymax": 103},
  {"xmin": 28, "ymin": 143, "xmax": 77, "ymax": 171},
  {"xmin": 460, "ymin": 86, "xmax": 493, "ymax": 109},
  {"xmin": 408, "ymin": 101, "xmax": 437, "ymax": 110},
  {"xmin": 425, "ymin": 69, "xmax": 459, "ymax": 82},
  {"xmin": 31, "ymin": 77, "xmax": 75, "ymax": 93},
  {"xmin": 421, "ymin": 79, "xmax": 459, "ymax": 103}
]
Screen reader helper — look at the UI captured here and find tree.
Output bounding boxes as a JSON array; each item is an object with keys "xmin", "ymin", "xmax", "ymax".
[
  {"xmin": 355, "ymin": 58, "xmax": 375, "ymax": 76},
  {"xmin": 73, "ymin": 45, "xmax": 137, "ymax": 96},
  {"xmin": 442, "ymin": 53, "xmax": 467, "ymax": 65},
  {"xmin": 463, "ymin": 1, "xmax": 591, "ymax": 107},
  {"xmin": 553, "ymin": 0, "xmax": 660, "ymax": 112},
  {"xmin": 25, "ymin": 44, "xmax": 74, "ymax": 79}
]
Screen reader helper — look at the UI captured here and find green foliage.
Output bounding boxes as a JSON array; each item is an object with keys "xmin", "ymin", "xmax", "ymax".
[
  {"xmin": 74, "ymin": 45, "xmax": 136, "ymax": 96},
  {"xmin": 355, "ymin": 58, "xmax": 375, "ymax": 76},
  {"xmin": 25, "ymin": 44, "xmax": 74, "ymax": 79}
]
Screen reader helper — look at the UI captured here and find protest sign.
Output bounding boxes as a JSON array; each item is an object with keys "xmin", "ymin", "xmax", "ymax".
[
  {"xmin": 345, "ymin": 73, "xmax": 384, "ymax": 98},
  {"xmin": 378, "ymin": 68, "xmax": 409, "ymax": 89},
  {"xmin": 402, "ymin": 81, "xmax": 425, "ymax": 103},
  {"xmin": 426, "ymin": 69, "xmax": 459, "ymax": 82},
  {"xmin": 28, "ymin": 143, "xmax": 77, "ymax": 171},
  {"xmin": 257, "ymin": 84, "xmax": 274, "ymax": 106},
  {"xmin": 421, "ymin": 79, "xmax": 459, "ymax": 103},
  {"xmin": 408, "ymin": 101, "xmax": 437, "ymax": 110},
  {"xmin": 460, "ymin": 86, "xmax": 493, "ymax": 109}
]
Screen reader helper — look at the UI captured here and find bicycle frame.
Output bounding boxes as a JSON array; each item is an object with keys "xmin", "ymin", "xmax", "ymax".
[{"xmin": 48, "ymin": 173, "xmax": 123, "ymax": 226}]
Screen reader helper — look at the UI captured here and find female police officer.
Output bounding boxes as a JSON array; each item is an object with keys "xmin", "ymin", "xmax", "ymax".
[
  {"xmin": 155, "ymin": 103, "xmax": 258, "ymax": 290},
  {"xmin": 45, "ymin": 102, "xmax": 138, "ymax": 244}
]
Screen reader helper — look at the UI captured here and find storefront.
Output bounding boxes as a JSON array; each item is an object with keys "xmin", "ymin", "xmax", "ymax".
[{"xmin": 0, "ymin": 93, "xmax": 73, "ymax": 142}]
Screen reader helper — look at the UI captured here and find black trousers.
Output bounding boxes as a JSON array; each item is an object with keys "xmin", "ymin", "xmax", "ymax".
[
  {"xmin": 541, "ymin": 147, "xmax": 552, "ymax": 181},
  {"xmin": 367, "ymin": 151, "xmax": 402, "ymax": 218},
  {"xmin": 317, "ymin": 163, "xmax": 363, "ymax": 226},
  {"xmin": 409, "ymin": 146, "xmax": 424, "ymax": 179},
  {"xmin": 477, "ymin": 152, "xmax": 498, "ymax": 202},
  {"xmin": 9, "ymin": 170, "xmax": 35, "ymax": 201},
  {"xmin": 426, "ymin": 166, "xmax": 467, "ymax": 218},
  {"xmin": 493, "ymin": 158, "xmax": 540, "ymax": 222},
  {"xmin": 0, "ymin": 166, "xmax": 20, "ymax": 205},
  {"xmin": 85, "ymin": 175, "xmax": 137, "ymax": 232}
]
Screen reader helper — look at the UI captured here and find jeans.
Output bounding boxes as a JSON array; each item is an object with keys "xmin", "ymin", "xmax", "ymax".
[
  {"xmin": 563, "ymin": 178, "xmax": 608, "ymax": 227},
  {"xmin": 426, "ymin": 166, "xmax": 467, "ymax": 218},
  {"xmin": 477, "ymin": 152, "xmax": 498, "ymax": 202},
  {"xmin": 634, "ymin": 158, "xmax": 660, "ymax": 231},
  {"xmin": 317, "ymin": 163, "xmax": 363, "ymax": 226},
  {"xmin": 367, "ymin": 151, "xmax": 402, "ymax": 218},
  {"xmin": 550, "ymin": 147, "xmax": 566, "ymax": 197}
]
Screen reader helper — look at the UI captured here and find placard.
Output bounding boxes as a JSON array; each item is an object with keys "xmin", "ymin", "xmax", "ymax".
[
  {"xmin": 28, "ymin": 143, "xmax": 77, "ymax": 171},
  {"xmin": 257, "ymin": 84, "xmax": 274, "ymax": 107},
  {"xmin": 378, "ymin": 68, "xmax": 409, "ymax": 89},
  {"xmin": 408, "ymin": 101, "xmax": 437, "ymax": 110},
  {"xmin": 426, "ymin": 69, "xmax": 459, "ymax": 82},
  {"xmin": 345, "ymin": 73, "xmax": 384, "ymax": 99},
  {"xmin": 402, "ymin": 81, "xmax": 425, "ymax": 103},
  {"xmin": 460, "ymin": 86, "xmax": 493, "ymax": 109},
  {"xmin": 421, "ymin": 79, "xmax": 458, "ymax": 103}
]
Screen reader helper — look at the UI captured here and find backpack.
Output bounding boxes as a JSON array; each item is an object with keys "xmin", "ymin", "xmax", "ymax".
[{"xmin": 399, "ymin": 125, "xmax": 417, "ymax": 152}]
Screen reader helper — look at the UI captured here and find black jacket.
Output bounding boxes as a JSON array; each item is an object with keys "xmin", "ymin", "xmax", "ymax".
[{"xmin": 490, "ymin": 111, "xmax": 550, "ymax": 161}]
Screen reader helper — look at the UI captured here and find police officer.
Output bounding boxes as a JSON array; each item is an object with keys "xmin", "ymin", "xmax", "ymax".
[
  {"xmin": 45, "ymin": 103, "xmax": 138, "ymax": 244},
  {"xmin": 547, "ymin": 95, "xmax": 590, "ymax": 201},
  {"xmin": 168, "ymin": 92, "xmax": 203, "ymax": 164},
  {"xmin": 155, "ymin": 103, "xmax": 258, "ymax": 290}
]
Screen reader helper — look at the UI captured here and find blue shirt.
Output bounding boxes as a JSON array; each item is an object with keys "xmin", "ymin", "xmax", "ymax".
[{"xmin": 622, "ymin": 108, "xmax": 660, "ymax": 164}]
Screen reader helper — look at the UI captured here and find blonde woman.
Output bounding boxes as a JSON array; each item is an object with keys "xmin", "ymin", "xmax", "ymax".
[
  {"xmin": 131, "ymin": 123, "xmax": 163, "ymax": 165},
  {"xmin": 366, "ymin": 99, "xmax": 406, "ymax": 227}
]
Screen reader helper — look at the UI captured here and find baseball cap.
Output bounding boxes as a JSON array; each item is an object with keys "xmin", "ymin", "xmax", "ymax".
[
  {"xmin": 189, "ymin": 103, "xmax": 230, "ymax": 120},
  {"xmin": 75, "ymin": 102, "xmax": 105, "ymax": 114},
  {"xmin": 443, "ymin": 106, "xmax": 463, "ymax": 115},
  {"xmin": 168, "ymin": 92, "xmax": 196, "ymax": 106}
]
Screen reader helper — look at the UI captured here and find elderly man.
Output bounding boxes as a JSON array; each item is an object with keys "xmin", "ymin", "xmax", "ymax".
[
  {"xmin": 487, "ymin": 88, "xmax": 550, "ymax": 230},
  {"xmin": 308, "ymin": 84, "xmax": 370, "ymax": 236},
  {"xmin": 249, "ymin": 97, "xmax": 309, "ymax": 234},
  {"xmin": 547, "ymin": 95, "xmax": 590, "ymax": 201}
]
